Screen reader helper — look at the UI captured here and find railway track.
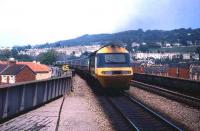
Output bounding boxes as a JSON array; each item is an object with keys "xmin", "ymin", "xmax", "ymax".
[
  {"xmin": 106, "ymin": 92, "xmax": 183, "ymax": 131},
  {"xmin": 131, "ymin": 80, "xmax": 200, "ymax": 107}
]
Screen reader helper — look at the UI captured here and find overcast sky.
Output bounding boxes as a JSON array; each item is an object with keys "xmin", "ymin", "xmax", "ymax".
[{"xmin": 0, "ymin": 0, "xmax": 200, "ymax": 47}]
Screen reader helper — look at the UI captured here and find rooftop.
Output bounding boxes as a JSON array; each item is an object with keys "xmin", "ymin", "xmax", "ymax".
[
  {"xmin": 17, "ymin": 62, "xmax": 50, "ymax": 73},
  {"xmin": 0, "ymin": 60, "xmax": 51, "ymax": 73},
  {"xmin": 0, "ymin": 64, "xmax": 7, "ymax": 73},
  {"xmin": 0, "ymin": 64, "xmax": 27, "ymax": 75}
]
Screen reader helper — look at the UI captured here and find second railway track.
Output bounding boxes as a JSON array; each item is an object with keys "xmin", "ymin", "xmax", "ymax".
[
  {"xmin": 131, "ymin": 80, "xmax": 200, "ymax": 107},
  {"xmin": 106, "ymin": 92, "xmax": 183, "ymax": 131}
]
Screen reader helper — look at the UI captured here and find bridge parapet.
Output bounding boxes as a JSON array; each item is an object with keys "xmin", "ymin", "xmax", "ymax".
[
  {"xmin": 133, "ymin": 73, "xmax": 200, "ymax": 95},
  {"xmin": 0, "ymin": 74, "xmax": 72, "ymax": 121}
]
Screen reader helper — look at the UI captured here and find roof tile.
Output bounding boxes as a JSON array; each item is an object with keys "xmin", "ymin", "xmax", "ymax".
[
  {"xmin": 0, "ymin": 64, "xmax": 26, "ymax": 75},
  {"xmin": 17, "ymin": 62, "xmax": 50, "ymax": 73}
]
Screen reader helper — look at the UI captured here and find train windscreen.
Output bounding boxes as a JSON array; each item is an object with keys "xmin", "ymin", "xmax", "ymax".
[{"xmin": 97, "ymin": 53, "xmax": 130, "ymax": 67}]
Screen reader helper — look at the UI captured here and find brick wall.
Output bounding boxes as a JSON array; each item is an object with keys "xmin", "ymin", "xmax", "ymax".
[
  {"xmin": 179, "ymin": 68, "xmax": 189, "ymax": 79},
  {"xmin": 16, "ymin": 66, "xmax": 36, "ymax": 82},
  {"xmin": 132, "ymin": 66, "xmax": 190, "ymax": 79},
  {"xmin": 168, "ymin": 67, "xmax": 178, "ymax": 77},
  {"xmin": 36, "ymin": 72, "xmax": 51, "ymax": 80}
]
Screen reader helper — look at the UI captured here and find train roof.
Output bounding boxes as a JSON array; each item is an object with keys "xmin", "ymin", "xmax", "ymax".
[{"xmin": 89, "ymin": 44, "xmax": 128, "ymax": 56}]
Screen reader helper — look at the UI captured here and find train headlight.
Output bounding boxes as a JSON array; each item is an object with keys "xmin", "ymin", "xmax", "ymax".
[
  {"xmin": 121, "ymin": 71, "xmax": 132, "ymax": 74},
  {"xmin": 101, "ymin": 71, "xmax": 113, "ymax": 75},
  {"xmin": 101, "ymin": 71, "xmax": 132, "ymax": 75}
]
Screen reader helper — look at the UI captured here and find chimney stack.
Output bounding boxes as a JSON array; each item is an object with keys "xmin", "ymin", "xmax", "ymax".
[{"xmin": 8, "ymin": 58, "xmax": 16, "ymax": 66}]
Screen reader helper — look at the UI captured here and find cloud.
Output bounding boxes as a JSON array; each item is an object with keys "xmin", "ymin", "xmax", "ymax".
[{"xmin": 0, "ymin": 0, "xmax": 199, "ymax": 46}]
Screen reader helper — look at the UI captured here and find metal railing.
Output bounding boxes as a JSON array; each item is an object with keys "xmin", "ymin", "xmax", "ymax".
[{"xmin": 0, "ymin": 74, "xmax": 72, "ymax": 121}]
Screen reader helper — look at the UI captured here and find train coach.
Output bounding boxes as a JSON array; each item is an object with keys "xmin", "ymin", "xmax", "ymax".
[{"xmin": 68, "ymin": 44, "xmax": 133, "ymax": 90}]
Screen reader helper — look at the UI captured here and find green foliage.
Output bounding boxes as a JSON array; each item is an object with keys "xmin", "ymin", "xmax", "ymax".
[
  {"xmin": 11, "ymin": 48, "xmax": 18, "ymax": 57},
  {"xmin": 37, "ymin": 50, "xmax": 58, "ymax": 65},
  {"xmin": 0, "ymin": 49, "xmax": 11, "ymax": 60},
  {"xmin": 138, "ymin": 45, "xmax": 149, "ymax": 52},
  {"xmin": 16, "ymin": 54, "xmax": 33, "ymax": 61},
  {"xmin": 13, "ymin": 45, "xmax": 32, "ymax": 52},
  {"xmin": 0, "ymin": 49, "xmax": 33, "ymax": 61}
]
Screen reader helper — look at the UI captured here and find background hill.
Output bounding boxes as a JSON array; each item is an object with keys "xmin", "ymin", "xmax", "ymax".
[{"xmin": 35, "ymin": 28, "xmax": 200, "ymax": 49}]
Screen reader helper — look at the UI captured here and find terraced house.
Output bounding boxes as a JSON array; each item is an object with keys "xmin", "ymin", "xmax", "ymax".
[
  {"xmin": 0, "ymin": 59, "xmax": 52, "ymax": 85},
  {"xmin": 0, "ymin": 60, "xmax": 35, "ymax": 85}
]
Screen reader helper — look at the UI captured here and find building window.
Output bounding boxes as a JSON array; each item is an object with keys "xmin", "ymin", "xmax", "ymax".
[
  {"xmin": 9, "ymin": 75, "xmax": 15, "ymax": 84},
  {"xmin": 1, "ymin": 75, "xmax": 7, "ymax": 83}
]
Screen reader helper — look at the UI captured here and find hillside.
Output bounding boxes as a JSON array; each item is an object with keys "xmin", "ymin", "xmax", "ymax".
[{"xmin": 35, "ymin": 28, "xmax": 200, "ymax": 49}]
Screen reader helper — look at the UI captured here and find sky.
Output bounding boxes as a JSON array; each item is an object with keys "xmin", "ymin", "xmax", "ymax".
[{"xmin": 0, "ymin": 0, "xmax": 200, "ymax": 47}]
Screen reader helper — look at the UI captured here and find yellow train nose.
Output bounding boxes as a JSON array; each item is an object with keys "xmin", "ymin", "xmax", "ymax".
[{"xmin": 97, "ymin": 75, "xmax": 132, "ymax": 89}]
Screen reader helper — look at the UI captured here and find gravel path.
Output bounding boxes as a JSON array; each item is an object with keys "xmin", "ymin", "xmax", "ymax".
[
  {"xmin": 58, "ymin": 75, "xmax": 114, "ymax": 131},
  {"xmin": 128, "ymin": 86, "xmax": 200, "ymax": 131}
]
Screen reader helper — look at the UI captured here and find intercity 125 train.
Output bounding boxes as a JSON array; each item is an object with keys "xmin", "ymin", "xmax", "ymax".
[{"xmin": 65, "ymin": 44, "xmax": 133, "ymax": 90}]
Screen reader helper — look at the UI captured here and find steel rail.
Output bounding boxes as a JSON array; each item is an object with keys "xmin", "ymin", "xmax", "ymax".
[
  {"xmin": 106, "ymin": 97, "xmax": 140, "ymax": 131},
  {"xmin": 123, "ymin": 92, "xmax": 183, "ymax": 131},
  {"xmin": 131, "ymin": 80, "xmax": 200, "ymax": 107}
]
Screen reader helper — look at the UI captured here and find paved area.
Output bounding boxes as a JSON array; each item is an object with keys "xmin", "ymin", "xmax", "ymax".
[
  {"xmin": 0, "ymin": 75, "xmax": 113, "ymax": 131},
  {"xmin": 58, "ymin": 96, "xmax": 100, "ymax": 131},
  {"xmin": 0, "ymin": 98, "xmax": 62, "ymax": 131},
  {"xmin": 57, "ymin": 75, "xmax": 113, "ymax": 131}
]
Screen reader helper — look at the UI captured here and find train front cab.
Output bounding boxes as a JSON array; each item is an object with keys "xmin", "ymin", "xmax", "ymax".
[{"xmin": 92, "ymin": 45, "xmax": 133, "ymax": 90}]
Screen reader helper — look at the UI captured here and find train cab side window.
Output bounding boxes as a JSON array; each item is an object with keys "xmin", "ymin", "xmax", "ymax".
[{"xmin": 90, "ymin": 56, "xmax": 95, "ymax": 68}]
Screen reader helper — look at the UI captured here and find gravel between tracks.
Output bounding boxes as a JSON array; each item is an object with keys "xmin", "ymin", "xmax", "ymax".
[
  {"xmin": 58, "ymin": 75, "xmax": 114, "ymax": 131},
  {"xmin": 128, "ymin": 86, "xmax": 200, "ymax": 131}
]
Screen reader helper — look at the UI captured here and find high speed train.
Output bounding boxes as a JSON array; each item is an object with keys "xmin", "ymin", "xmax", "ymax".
[{"xmin": 66, "ymin": 44, "xmax": 133, "ymax": 90}]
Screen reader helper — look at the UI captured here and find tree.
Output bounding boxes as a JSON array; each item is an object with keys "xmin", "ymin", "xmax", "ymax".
[
  {"xmin": 71, "ymin": 51, "xmax": 75, "ymax": 56},
  {"xmin": 11, "ymin": 48, "xmax": 18, "ymax": 57},
  {"xmin": 0, "ymin": 49, "xmax": 12, "ymax": 60},
  {"xmin": 138, "ymin": 45, "xmax": 149, "ymax": 52},
  {"xmin": 16, "ymin": 54, "xmax": 33, "ymax": 62},
  {"xmin": 37, "ymin": 50, "xmax": 58, "ymax": 65}
]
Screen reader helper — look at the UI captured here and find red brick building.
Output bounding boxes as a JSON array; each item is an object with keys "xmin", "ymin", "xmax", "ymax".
[
  {"xmin": 17, "ymin": 62, "xmax": 51, "ymax": 80},
  {"xmin": 168, "ymin": 63, "xmax": 189, "ymax": 79},
  {"xmin": 132, "ymin": 63, "xmax": 191, "ymax": 80},
  {"xmin": 0, "ymin": 64, "xmax": 35, "ymax": 85},
  {"xmin": 0, "ymin": 64, "xmax": 8, "ymax": 84},
  {"xmin": 0, "ymin": 60, "xmax": 52, "ymax": 84}
]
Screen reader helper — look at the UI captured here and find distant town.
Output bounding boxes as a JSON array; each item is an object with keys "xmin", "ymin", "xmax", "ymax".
[{"xmin": 0, "ymin": 28, "xmax": 200, "ymax": 84}]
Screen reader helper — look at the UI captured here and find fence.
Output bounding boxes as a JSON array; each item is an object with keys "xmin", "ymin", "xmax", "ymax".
[{"xmin": 0, "ymin": 75, "xmax": 72, "ymax": 121}]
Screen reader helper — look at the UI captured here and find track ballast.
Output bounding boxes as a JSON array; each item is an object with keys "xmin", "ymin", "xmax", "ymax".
[{"xmin": 106, "ymin": 92, "xmax": 183, "ymax": 131}]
